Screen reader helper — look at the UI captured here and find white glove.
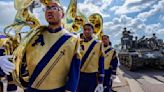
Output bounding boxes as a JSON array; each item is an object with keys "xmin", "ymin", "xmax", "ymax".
[
  {"xmin": 111, "ymin": 75, "xmax": 116, "ymax": 80},
  {"xmin": 0, "ymin": 55, "xmax": 15, "ymax": 75},
  {"xmin": 94, "ymin": 84, "xmax": 104, "ymax": 92}
]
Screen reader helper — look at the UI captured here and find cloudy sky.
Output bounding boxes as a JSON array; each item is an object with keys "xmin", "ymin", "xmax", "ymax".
[{"xmin": 0, "ymin": 0, "xmax": 164, "ymax": 45}]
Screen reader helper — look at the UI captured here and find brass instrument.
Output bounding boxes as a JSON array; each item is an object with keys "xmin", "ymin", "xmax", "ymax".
[
  {"xmin": 40, "ymin": 0, "xmax": 60, "ymax": 6},
  {"xmin": 88, "ymin": 13, "xmax": 103, "ymax": 39},
  {"xmin": 65, "ymin": 0, "xmax": 87, "ymax": 33},
  {"xmin": 4, "ymin": 0, "xmax": 41, "ymax": 51},
  {"xmin": 64, "ymin": 0, "xmax": 77, "ymax": 31},
  {"xmin": 14, "ymin": 0, "xmax": 34, "ymax": 10},
  {"xmin": 70, "ymin": 10, "xmax": 87, "ymax": 33},
  {"xmin": 2, "ymin": 0, "xmax": 41, "ymax": 89}
]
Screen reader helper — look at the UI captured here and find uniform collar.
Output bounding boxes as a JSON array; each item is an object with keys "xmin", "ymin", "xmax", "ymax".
[
  {"xmin": 84, "ymin": 36, "xmax": 93, "ymax": 42},
  {"xmin": 48, "ymin": 26, "xmax": 63, "ymax": 33},
  {"xmin": 104, "ymin": 45, "xmax": 108, "ymax": 47},
  {"xmin": 104, "ymin": 45, "xmax": 112, "ymax": 49}
]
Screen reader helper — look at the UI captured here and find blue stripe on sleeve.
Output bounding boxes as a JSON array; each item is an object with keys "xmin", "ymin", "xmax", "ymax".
[
  {"xmin": 98, "ymin": 55, "xmax": 104, "ymax": 83},
  {"xmin": 65, "ymin": 54, "xmax": 81, "ymax": 92}
]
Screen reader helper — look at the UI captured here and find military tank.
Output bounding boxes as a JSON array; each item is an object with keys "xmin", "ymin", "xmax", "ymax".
[{"xmin": 118, "ymin": 28, "xmax": 164, "ymax": 71}]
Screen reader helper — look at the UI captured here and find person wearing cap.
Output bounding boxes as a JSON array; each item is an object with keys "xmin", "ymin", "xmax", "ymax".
[
  {"xmin": 77, "ymin": 23, "xmax": 104, "ymax": 92},
  {"xmin": 1, "ymin": 1, "xmax": 81, "ymax": 92},
  {"xmin": 102, "ymin": 35, "xmax": 119, "ymax": 92}
]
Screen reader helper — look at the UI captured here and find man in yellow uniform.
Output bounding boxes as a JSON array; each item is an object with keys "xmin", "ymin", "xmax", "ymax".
[
  {"xmin": 102, "ymin": 35, "xmax": 119, "ymax": 92},
  {"xmin": 1, "ymin": 1, "xmax": 81, "ymax": 92},
  {"xmin": 77, "ymin": 23, "xmax": 104, "ymax": 92}
]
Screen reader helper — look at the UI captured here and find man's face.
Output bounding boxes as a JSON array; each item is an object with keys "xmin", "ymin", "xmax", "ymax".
[
  {"xmin": 102, "ymin": 36, "xmax": 109, "ymax": 46},
  {"xmin": 83, "ymin": 25, "xmax": 93, "ymax": 38},
  {"xmin": 45, "ymin": 2, "xmax": 64, "ymax": 24}
]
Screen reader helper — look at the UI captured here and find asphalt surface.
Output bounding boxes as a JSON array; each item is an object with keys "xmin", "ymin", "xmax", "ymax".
[{"xmin": 120, "ymin": 65, "xmax": 164, "ymax": 92}]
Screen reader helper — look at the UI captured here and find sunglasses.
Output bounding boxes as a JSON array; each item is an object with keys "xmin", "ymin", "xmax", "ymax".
[{"xmin": 43, "ymin": 6, "xmax": 62, "ymax": 11}]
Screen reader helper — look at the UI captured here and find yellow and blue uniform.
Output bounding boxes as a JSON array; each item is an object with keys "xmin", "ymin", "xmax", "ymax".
[
  {"xmin": 77, "ymin": 38, "xmax": 104, "ymax": 92},
  {"xmin": 19, "ymin": 26, "xmax": 81, "ymax": 92},
  {"xmin": 103, "ymin": 45, "xmax": 118, "ymax": 92}
]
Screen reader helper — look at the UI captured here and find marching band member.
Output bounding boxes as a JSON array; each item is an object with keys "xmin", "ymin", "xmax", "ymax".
[
  {"xmin": 77, "ymin": 23, "xmax": 104, "ymax": 92},
  {"xmin": 1, "ymin": 1, "xmax": 81, "ymax": 92},
  {"xmin": 102, "ymin": 35, "xmax": 118, "ymax": 92}
]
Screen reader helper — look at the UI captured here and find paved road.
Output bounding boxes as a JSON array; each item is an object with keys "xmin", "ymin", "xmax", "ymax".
[
  {"xmin": 120, "ymin": 66, "xmax": 164, "ymax": 92},
  {"xmin": 112, "ymin": 69, "xmax": 131, "ymax": 92}
]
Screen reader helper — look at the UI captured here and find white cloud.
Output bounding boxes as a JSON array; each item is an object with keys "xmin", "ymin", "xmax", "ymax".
[
  {"xmin": 103, "ymin": 14, "xmax": 164, "ymax": 45},
  {"xmin": 78, "ymin": 3, "xmax": 101, "ymax": 17},
  {"xmin": 78, "ymin": 3, "xmax": 109, "ymax": 18},
  {"xmin": 78, "ymin": 0, "xmax": 111, "ymax": 17},
  {"xmin": 112, "ymin": 18, "xmax": 120, "ymax": 24},
  {"xmin": 115, "ymin": 0, "xmax": 157, "ymax": 14},
  {"xmin": 110, "ymin": 6, "xmax": 119, "ymax": 12},
  {"xmin": 137, "ymin": 0, "xmax": 164, "ymax": 20},
  {"xmin": 157, "ymin": 28, "xmax": 164, "ymax": 35},
  {"xmin": 145, "ymin": 23, "xmax": 161, "ymax": 34},
  {"xmin": 103, "ymin": 23, "xmax": 123, "ymax": 45},
  {"xmin": 159, "ymin": 15, "xmax": 164, "ymax": 22},
  {"xmin": 0, "ymin": 1, "xmax": 16, "ymax": 26},
  {"xmin": 84, "ymin": 0, "xmax": 112, "ymax": 10},
  {"xmin": 105, "ymin": 15, "xmax": 132, "ymax": 27},
  {"xmin": 120, "ymin": 15, "xmax": 132, "ymax": 25},
  {"xmin": 129, "ymin": 18, "xmax": 145, "ymax": 31}
]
